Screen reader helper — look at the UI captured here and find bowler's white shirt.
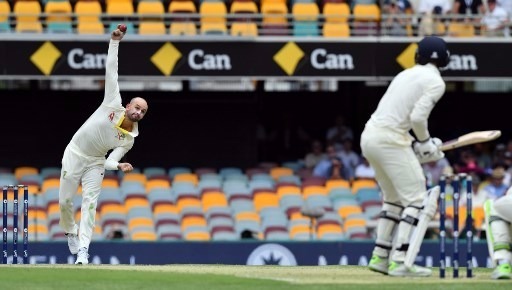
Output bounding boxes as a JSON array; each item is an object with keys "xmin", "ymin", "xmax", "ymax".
[
  {"xmin": 68, "ymin": 39, "xmax": 138, "ymax": 170},
  {"xmin": 366, "ymin": 63, "xmax": 445, "ymax": 141}
]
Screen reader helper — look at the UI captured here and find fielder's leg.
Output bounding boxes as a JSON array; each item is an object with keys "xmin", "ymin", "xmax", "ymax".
[
  {"xmin": 369, "ymin": 202, "xmax": 404, "ymax": 275},
  {"xmin": 485, "ymin": 197, "xmax": 512, "ymax": 279}
]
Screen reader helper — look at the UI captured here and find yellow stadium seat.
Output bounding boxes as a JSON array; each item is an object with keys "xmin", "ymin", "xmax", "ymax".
[
  {"xmin": 45, "ymin": 0, "xmax": 72, "ymax": 23},
  {"xmin": 230, "ymin": 0, "xmax": 258, "ymax": 36},
  {"xmin": 170, "ymin": 22, "xmax": 197, "ymax": 35},
  {"xmin": 14, "ymin": 166, "xmax": 38, "ymax": 181},
  {"xmin": 352, "ymin": 4, "xmax": 380, "ymax": 22},
  {"xmin": 184, "ymin": 231, "xmax": 210, "ymax": 241},
  {"xmin": 137, "ymin": 0, "xmax": 166, "ymax": 34},
  {"xmin": 128, "ymin": 217, "xmax": 154, "ymax": 231},
  {"xmin": 169, "ymin": 0, "xmax": 196, "ymax": 13},
  {"xmin": 153, "ymin": 203, "xmax": 178, "ymax": 215},
  {"xmin": 100, "ymin": 203, "xmax": 126, "ymax": 215},
  {"xmin": 338, "ymin": 205, "xmax": 363, "ymax": 219},
  {"xmin": 125, "ymin": 197, "xmax": 150, "ymax": 211},
  {"xmin": 289, "ymin": 224, "xmax": 310, "ymax": 239},
  {"xmin": 181, "ymin": 216, "xmax": 207, "ymax": 231},
  {"xmin": 276, "ymin": 185, "xmax": 301, "ymax": 198},
  {"xmin": 303, "ymin": 185, "xmax": 327, "ymax": 198},
  {"xmin": 352, "ymin": 3, "xmax": 380, "ymax": 36},
  {"xmin": 323, "ymin": 2, "xmax": 350, "ymax": 23},
  {"xmin": 448, "ymin": 22, "xmax": 475, "ymax": 37},
  {"xmin": 199, "ymin": 1, "xmax": 227, "ymax": 34},
  {"xmin": 261, "ymin": 0, "xmax": 286, "ymax": 5},
  {"xmin": 131, "ymin": 231, "xmax": 157, "ymax": 241},
  {"xmin": 325, "ymin": 179, "xmax": 350, "ymax": 191},
  {"xmin": 235, "ymin": 211, "xmax": 260, "ymax": 223},
  {"xmin": 261, "ymin": 2, "xmax": 288, "ymax": 26},
  {"xmin": 270, "ymin": 167, "xmax": 293, "ymax": 181},
  {"xmin": 343, "ymin": 218, "xmax": 366, "ymax": 232},
  {"xmin": 42, "ymin": 178, "xmax": 60, "ymax": 192},
  {"xmin": 260, "ymin": 2, "xmax": 288, "ymax": 35},
  {"xmin": 102, "ymin": 178, "xmax": 119, "ymax": 188},
  {"xmin": 146, "ymin": 179, "xmax": 170, "ymax": 191},
  {"xmin": 292, "ymin": 2, "xmax": 319, "ymax": 22},
  {"xmin": 173, "ymin": 173, "xmax": 198, "ymax": 185},
  {"xmin": 231, "ymin": 0, "xmax": 258, "ymax": 14},
  {"xmin": 351, "ymin": 179, "xmax": 378, "ymax": 194},
  {"xmin": 0, "ymin": 1, "xmax": 10, "ymax": 24},
  {"xmin": 317, "ymin": 223, "xmax": 343, "ymax": 239},
  {"xmin": 253, "ymin": 192, "xmax": 279, "ymax": 212},
  {"xmin": 123, "ymin": 172, "xmax": 147, "ymax": 184},
  {"xmin": 289, "ymin": 212, "xmax": 310, "ymax": 223},
  {"xmin": 75, "ymin": 0, "xmax": 104, "ymax": 34},
  {"xmin": 231, "ymin": 22, "xmax": 258, "ymax": 36},
  {"xmin": 176, "ymin": 197, "xmax": 201, "ymax": 212},
  {"xmin": 202, "ymin": 191, "xmax": 228, "ymax": 212},
  {"xmin": 14, "ymin": 0, "xmax": 42, "ymax": 33}
]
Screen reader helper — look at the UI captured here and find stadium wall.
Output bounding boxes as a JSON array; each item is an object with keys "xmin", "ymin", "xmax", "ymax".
[{"xmin": 22, "ymin": 240, "xmax": 491, "ymax": 267}]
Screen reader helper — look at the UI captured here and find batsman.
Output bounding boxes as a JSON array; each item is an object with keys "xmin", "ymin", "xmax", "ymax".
[
  {"xmin": 484, "ymin": 189, "xmax": 512, "ymax": 279},
  {"xmin": 360, "ymin": 36, "xmax": 450, "ymax": 277}
]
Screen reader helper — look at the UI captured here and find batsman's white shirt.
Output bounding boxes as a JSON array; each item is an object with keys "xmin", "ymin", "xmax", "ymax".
[
  {"xmin": 361, "ymin": 63, "xmax": 445, "ymax": 204},
  {"xmin": 59, "ymin": 39, "xmax": 137, "ymax": 249}
]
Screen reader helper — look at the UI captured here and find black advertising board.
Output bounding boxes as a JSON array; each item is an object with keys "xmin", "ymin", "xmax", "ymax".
[{"xmin": 0, "ymin": 39, "xmax": 510, "ymax": 79}]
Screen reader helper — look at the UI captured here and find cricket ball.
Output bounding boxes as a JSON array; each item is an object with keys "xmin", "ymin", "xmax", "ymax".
[{"xmin": 118, "ymin": 24, "xmax": 127, "ymax": 33}]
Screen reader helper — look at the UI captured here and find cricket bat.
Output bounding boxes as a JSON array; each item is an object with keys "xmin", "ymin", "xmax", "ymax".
[{"xmin": 440, "ymin": 130, "xmax": 501, "ymax": 151}]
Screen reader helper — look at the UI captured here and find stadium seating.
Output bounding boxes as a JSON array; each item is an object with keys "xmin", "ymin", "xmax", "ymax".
[
  {"xmin": 75, "ymin": 0, "xmax": 104, "ymax": 34},
  {"xmin": 45, "ymin": 0, "xmax": 73, "ymax": 33},
  {"xmin": 137, "ymin": 0, "xmax": 166, "ymax": 34},
  {"xmin": 199, "ymin": 0, "xmax": 228, "ymax": 35},
  {"xmin": 0, "ymin": 0, "xmax": 10, "ymax": 32},
  {"xmin": 13, "ymin": 0, "xmax": 43, "ymax": 33}
]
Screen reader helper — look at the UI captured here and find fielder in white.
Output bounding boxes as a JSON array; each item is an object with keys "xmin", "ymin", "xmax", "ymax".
[
  {"xmin": 59, "ymin": 26, "xmax": 148, "ymax": 265},
  {"xmin": 484, "ymin": 189, "xmax": 512, "ymax": 279},
  {"xmin": 361, "ymin": 36, "xmax": 450, "ymax": 277}
]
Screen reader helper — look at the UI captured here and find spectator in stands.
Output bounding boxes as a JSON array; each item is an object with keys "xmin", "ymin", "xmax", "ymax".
[
  {"xmin": 418, "ymin": 5, "xmax": 448, "ymax": 36},
  {"xmin": 497, "ymin": 0, "xmax": 512, "ymax": 19},
  {"xmin": 354, "ymin": 157, "xmax": 376, "ymax": 180},
  {"xmin": 481, "ymin": 0, "xmax": 509, "ymax": 36},
  {"xmin": 453, "ymin": 149, "xmax": 485, "ymax": 176},
  {"xmin": 422, "ymin": 157, "xmax": 451, "ymax": 185},
  {"xmin": 313, "ymin": 145, "xmax": 350, "ymax": 180},
  {"xmin": 475, "ymin": 166, "xmax": 509, "ymax": 206},
  {"xmin": 337, "ymin": 138, "xmax": 361, "ymax": 180},
  {"xmin": 304, "ymin": 140, "xmax": 327, "ymax": 169},
  {"xmin": 325, "ymin": 114, "xmax": 354, "ymax": 151},
  {"xmin": 452, "ymin": 0, "xmax": 484, "ymax": 20},
  {"xmin": 382, "ymin": 0, "xmax": 413, "ymax": 36},
  {"xmin": 418, "ymin": 0, "xmax": 452, "ymax": 14},
  {"xmin": 59, "ymin": 26, "xmax": 147, "ymax": 265}
]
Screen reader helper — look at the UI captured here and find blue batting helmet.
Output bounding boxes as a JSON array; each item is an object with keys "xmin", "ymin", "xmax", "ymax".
[{"xmin": 415, "ymin": 36, "xmax": 450, "ymax": 68}]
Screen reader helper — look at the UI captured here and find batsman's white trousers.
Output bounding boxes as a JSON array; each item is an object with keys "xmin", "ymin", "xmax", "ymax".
[
  {"xmin": 360, "ymin": 124, "xmax": 426, "ymax": 206},
  {"xmin": 59, "ymin": 145, "xmax": 104, "ymax": 249},
  {"xmin": 495, "ymin": 193, "xmax": 512, "ymax": 223}
]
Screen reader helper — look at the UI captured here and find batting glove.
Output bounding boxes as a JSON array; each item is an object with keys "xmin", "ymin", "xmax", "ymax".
[{"xmin": 413, "ymin": 137, "xmax": 444, "ymax": 164}]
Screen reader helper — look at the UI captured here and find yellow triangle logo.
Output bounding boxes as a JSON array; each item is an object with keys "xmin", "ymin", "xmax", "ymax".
[
  {"xmin": 151, "ymin": 42, "xmax": 182, "ymax": 76},
  {"xmin": 396, "ymin": 43, "xmax": 418, "ymax": 70},
  {"xmin": 30, "ymin": 42, "xmax": 62, "ymax": 76},
  {"xmin": 273, "ymin": 42, "xmax": 305, "ymax": 76}
]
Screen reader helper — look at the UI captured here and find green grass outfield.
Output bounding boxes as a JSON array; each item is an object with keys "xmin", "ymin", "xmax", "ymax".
[{"xmin": 0, "ymin": 265, "xmax": 510, "ymax": 290}]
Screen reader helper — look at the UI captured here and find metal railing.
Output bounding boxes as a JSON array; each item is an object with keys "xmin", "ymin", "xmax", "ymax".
[{"xmin": 1, "ymin": 12, "xmax": 511, "ymax": 37}]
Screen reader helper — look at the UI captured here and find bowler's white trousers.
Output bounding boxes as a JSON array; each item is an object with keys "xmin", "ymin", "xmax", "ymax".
[{"xmin": 59, "ymin": 145, "xmax": 105, "ymax": 249}]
